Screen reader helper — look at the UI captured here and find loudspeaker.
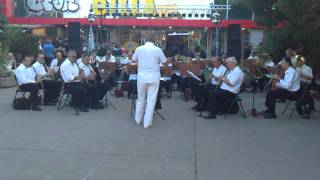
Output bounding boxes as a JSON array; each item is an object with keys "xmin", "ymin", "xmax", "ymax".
[
  {"xmin": 68, "ymin": 22, "xmax": 80, "ymax": 43},
  {"xmin": 67, "ymin": 22, "xmax": 81, "ymax": 55},
  {"xmin": 68, "ymin": 43, "xmax": 83, "ymax": 56},
  {"xmin": 227, "ymin": 24, "xmax": 241, "ymax": 62}
]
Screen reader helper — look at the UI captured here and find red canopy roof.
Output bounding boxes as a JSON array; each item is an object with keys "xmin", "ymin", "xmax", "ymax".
[{"xmin": 8, "ymin": 17, "xmax": 261, "ymax": 29}]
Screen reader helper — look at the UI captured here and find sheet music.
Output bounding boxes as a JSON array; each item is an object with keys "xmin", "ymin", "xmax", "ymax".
[{"xmin": 187, "ymin": 70, "xmax": 202, "ymax": 82}]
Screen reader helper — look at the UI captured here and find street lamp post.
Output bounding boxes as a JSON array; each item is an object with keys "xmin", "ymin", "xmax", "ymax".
[
  {"xmin": 88, "ymin": 8, "xmax": 96, "ymax": 54},
  {"xmin": 212, "ymin": 12, "xmax": 220, "ymax": 57}
]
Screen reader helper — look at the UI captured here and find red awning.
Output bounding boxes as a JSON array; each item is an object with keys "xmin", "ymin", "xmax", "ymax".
[{"xmin": 8, "ymin": 17, "xmax": 262, "ymax": 29}]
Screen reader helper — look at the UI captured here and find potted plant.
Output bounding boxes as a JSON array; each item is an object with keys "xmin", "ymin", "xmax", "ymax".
[{"xmin": 0, "ymin": 42, "xmax": 16, "ymax": 88}]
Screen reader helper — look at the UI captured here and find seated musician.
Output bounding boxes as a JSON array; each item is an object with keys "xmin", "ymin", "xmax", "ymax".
[
  {"xmin": 15, "ymin": 55, "xmax": 42, "ymax": 111},
  {"xmin": 193, "ymin": 57, "xmax": 227, "ymax": 111},
  {"xmin": 50, "ymin": 50, "xmax": 64, "ymax": 80},
  {"xmin": 204, "ymin": 57, "xmax": 244, "ymax": 119},
  {"xmin": 78, "ymin": 54, "xmax": 105, "ymax": 109},
  {"xmin": 90, "ymin": 50, "xmax": 101, "ymax": 67},
  {"xmin": 100, "ymin": 49, "xmax": 116, "ymax": 63},
  {"xmin": 76, "ymin": 52, "xmax": 86, "ymax": 65},
  {"xmin": 295, "ymin": 55, "xmax": 314, "ymax": 115},
  {"xmin": 159, "ymin": 58, "xmax": 173, "ymax": 98},
  {"xmin": 263, "ymin": 53, "xmax": 275, "ymax": 71},
  {"xmin": 60, "ymin": 50, "xmax": 90, "ymax": 112},
  {"xmin": 262, "ymin": 57, "xmax": 300, "ymax": 119},
  {"xmin": 127, "ymin": 52, "xmax": 138, "ymax": 98},
  {"xmin": 251, "ymin": 56, "xmax": 268, "ymax": 91},
  {"xmin": 180, "ymin": 58, "xmax": 203, "ymax": 100},
  {"xmin": 32, "ymin": 53, "xmax": 62, "ymax": 105},
  {"xmin": 171, "ymin": 56, "xmax": 185, "ymax": 90}
]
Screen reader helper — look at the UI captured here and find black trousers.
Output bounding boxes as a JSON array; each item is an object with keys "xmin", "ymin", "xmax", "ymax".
[
  {"xmin": 96, "ymin": 81, "xmax": 109, "ymax": 101},
  {"xmin": 160, "ymin": 80, "xmax": 172, "ymax": 94},
  {"xmin": 65, "ymin": 82, "xmax": 90, "ymax": 108},
  {"xmin": 172, "ymin": 74, "xmax": 182, "ymax": 90},
  {"xmin": 180, "ymin": 77, "xmax": 199, "ymax": 96},
  {"xmin": 208, "ymin": 89, "xmax": 236, "ymax": 115},
  {"xmin": 195, "ymin": 84, "xmax": 217, "ymax": 108},
  {"xmin": 127, "ymin": 80, "xmax": 137, "ymax": 96},
  {"xmin": 20, "ymin": 83, "xmax": 40, "ymax": 106},
  {"xmin": 42, "ymin": 79, "xmax": 62, "ymax": 102},
  {"xmin": 265, "ymin": 88, "xmax": 300, "ymax": 114}
]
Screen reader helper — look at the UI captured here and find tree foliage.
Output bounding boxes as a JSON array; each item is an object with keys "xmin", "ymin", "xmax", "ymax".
[
  {"xmin": 247, "ymin": 0, "xmax": 320, "ymax": 68},
  {"xmin": 0, "ymin": 27, "xmax": 39, "ymax": 57}
]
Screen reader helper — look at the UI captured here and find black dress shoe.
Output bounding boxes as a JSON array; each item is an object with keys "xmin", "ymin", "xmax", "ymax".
[
  {"xmin": 32, "ymin": 106, "xmax": 42, "ymax": 111},
  {"xmin": 263, "ymin": 113, "xmax": 277, "ymax": 119},
  {"xmin": 79, "ymin": 107, "xmax": 89, "ymax": 112},
  {"xmin": 44, "ymin": 101, "xmax": 56, "ymax": 106},
  {"xmin": 204, "ymin": 113, "xmax": 216, "ymax": 119},
  {"xmin": 92, "ymin": 104, "xmax": 104, "ymax": 109}
]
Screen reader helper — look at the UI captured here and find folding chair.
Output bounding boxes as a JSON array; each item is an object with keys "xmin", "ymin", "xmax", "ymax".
[
  {"xmin": 281, "ymin": 99, "xmax": 297, "ymax": 119},
  {"xmin": 12, "ymin": 83, "xmax": 43, "ymax": 108},
  {"xmin": 57, "ymin": 83, "xmax": 79, "ymax": 115},
  {"xmin": 224, "ymin": 95, "xmax": 246, "ymax": 119}
]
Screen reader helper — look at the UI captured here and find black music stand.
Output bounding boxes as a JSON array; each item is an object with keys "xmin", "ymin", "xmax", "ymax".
[
  {"xmin": 154, "ymin": 89, "xmax": 165, "ymax": 120},
  {"xmin": 244, "ymin": 74, "xmax": 260, "ymax": 117}
]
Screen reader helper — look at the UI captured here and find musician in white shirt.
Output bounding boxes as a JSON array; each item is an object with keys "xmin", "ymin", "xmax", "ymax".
[
  {"xmin": 33, "ymin": 53, "xmax": 62, "ymax": 105},
  {"xmin": 205, "ymin": 57, "xmax": 244, "ymax": 119},
  {"xmin": 126, "ymin": 51, "xmax": 138, "ymax": 98},
  {"xmin": 100, "ymin": 49, "xmax": 116, "ymax": 63},
  {"xmin": 159, "ymin": 58, "xmax": 173, "ymax": 98},
  {"xmin": 78, "ymin": 54, "xmax": 105, "ymax": 109},
  {"xmin": 295, "ymin": 55, "xmax": 314, "ymax": 115},
  {"xmin": 132, "ymin": 33, "xmax": 168, "ymax": 128},
  {"xmin": 89, "ymin": 50, "xmax": 100, "ymax": 68},
  {"xmin": 50, "ymin": 51, "xmax": 64, "ymax": 75},
  {"xmin": 60, "ymin": 50, "xmax": 90, "ymax": 112},
  {"xmin": 263, "ymin": 57, "xmax": 301, "ymax": 119},
  {"xmin": 15, "ymin": 55, "xmax": 42, "ymax": 111},
  {"xmin": 194, "ymin": 57, "xmax": 227, "ymax": 111}
]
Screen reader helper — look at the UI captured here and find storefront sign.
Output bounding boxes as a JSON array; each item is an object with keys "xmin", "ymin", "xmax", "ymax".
[{"xmin": 26, "ymin": 0, "xmax": 80, "ymax": 12}]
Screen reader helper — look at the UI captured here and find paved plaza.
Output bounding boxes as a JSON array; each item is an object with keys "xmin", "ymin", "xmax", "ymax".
[{"xmin": 0, "ymin": 87, "xmax": 320, "ymax": 180}]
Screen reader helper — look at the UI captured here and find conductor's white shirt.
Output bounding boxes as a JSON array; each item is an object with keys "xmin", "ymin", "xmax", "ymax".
[
  {"xmin": 15, "ymin": 64, "xmax": 36, "ymax": 85},
  {"xmin": 60, "ymin": 59, "xmax": 80, "ymax": 82},
  {"xmin": 220, "ymin": 66, "xmax": 244, "ymax": 94},
  {"xmin": 276, "ymin": 66, "xmax": 300, "ymax": 92},
  {"xmin": 132, "ymin": 42, "xmax": 166, "ymax": 83},
  {"xmin": 211, "ymin": 65, "xmax": 227, "ymax": 85}
]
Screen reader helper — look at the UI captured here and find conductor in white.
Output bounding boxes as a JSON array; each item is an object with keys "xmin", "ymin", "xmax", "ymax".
[{"xmin": 132, "ymin": 33, "xmax": 167, "ymax": 128}]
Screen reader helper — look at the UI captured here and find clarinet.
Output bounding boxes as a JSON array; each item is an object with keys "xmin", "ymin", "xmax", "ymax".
[
  {"xmin": 32, "ymin": 66, "xmax": 44, "ymax": 89},
  {"xmin": 214, "ymin": 69, "xmax": 229, "ymax": 91}
]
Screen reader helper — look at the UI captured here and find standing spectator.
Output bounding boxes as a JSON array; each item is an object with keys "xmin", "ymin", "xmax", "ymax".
[{"xmin": 43, "ymin": 39, "xmax": 55, "ymax": 66}]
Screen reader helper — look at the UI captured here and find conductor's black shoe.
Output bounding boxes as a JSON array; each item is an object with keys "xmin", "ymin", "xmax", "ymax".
[
  {"xmin": 204, "ymin": 113, "xmax": 216, "ymax": 119},
  {"xmin": 79, "ymin": 107, "xmax": 89, "ymax": 112},
  {"xmin": 263, "ymin": 113, "xmax": 277, "ymax": 119},
  {"xmin": 32, "ymin": 106, "xmax": 42, "ymax": 111}
]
